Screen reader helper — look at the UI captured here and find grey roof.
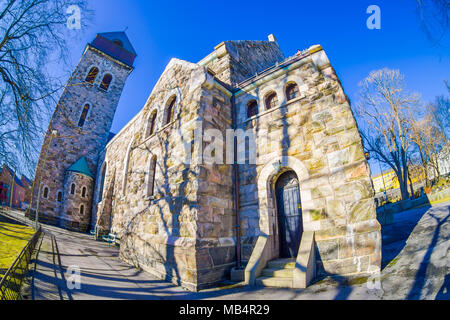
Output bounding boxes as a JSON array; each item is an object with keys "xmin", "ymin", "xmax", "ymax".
[{"xmin": 97, "ymin": 32, "xmax": 137, "ymax": 56}]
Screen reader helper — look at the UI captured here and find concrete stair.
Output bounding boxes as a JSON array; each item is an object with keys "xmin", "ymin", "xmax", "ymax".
[{"xmin": 256, "ymin": 258, "xmax": 295, "ymax": 288}]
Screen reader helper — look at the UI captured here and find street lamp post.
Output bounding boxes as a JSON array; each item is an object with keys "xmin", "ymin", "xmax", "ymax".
[{"xmin": 9, "ymin": 166, "xmax": 16, "ymax": 208}]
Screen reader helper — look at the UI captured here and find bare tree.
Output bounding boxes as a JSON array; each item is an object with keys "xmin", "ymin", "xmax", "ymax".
[
  {"xmin": 408, "ymin": 109, "xmax": 446, "ymax": 187},
  {"xmin": 0, "ymin": 0, "xmax": 91, "ymax": 177},
  {"xmin": 416, "ymin": 0, "xmax": 450, "ymax": 47},
  {"xmin": 429, "ymin": 81, "xmax": 450, "ymax": 140},
  {"xmin": 355, "ymin": 68, "xmax": 420, "ymax": 201}
]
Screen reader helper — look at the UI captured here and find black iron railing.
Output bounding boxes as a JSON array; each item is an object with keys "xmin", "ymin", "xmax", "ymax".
[{"xmin": 0, "ymin": 226, "xmax": 42, "ymax": 300}]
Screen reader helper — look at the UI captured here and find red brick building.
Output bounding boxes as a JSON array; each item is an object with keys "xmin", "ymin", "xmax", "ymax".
[{"xmin": 0, "ymin": 164, "xmax": 33, "ymax": 209}]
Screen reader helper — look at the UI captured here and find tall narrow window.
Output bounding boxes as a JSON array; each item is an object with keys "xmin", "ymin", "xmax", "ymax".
[
  {"xmin": 165, "ymin": 97, "xmax": 176, "ymax": 124},
  {"xmin": 80, "ymin": 205, "xmax": 85, "ymax": 215},
  {"xmin": 57, "ymin": 191, "xmax": 62, "ymax": 202},
  {"xmin": 147, "ymin": 156, "xmax": 157, "ymax": 197},
  {"xmin": 286, "ymin": 83, "xmax": 300, "ymax": 101},
  {"xmin": 82, "ymin": 187, "xmax": 87, "ymax": 198},
  {"xmin": 43, "ymin": 187, "xmax": 49, "ymax": 199},
  {"xmin": 100, "ymin": 74, "xmax": 112, "ymax": 91},
  {"xmin": 147, "ymin": 111, "xmax": 157, "ymax": 137},
  {"xmin": 247, "ymin": 100, "xmax": 258, "ymax": 118},
  {"xmin": 265, "ymin": 92, "xmax": 278, "ymax": 110},
  {"xmin": 78, "ymin": 104, "xmax": 90, "ymax": 128},
  {"xmin": 85, "ymin": 67, "xmax": 99, "ymax": 84},
  {"xmin": 70, "ymin": 183, "xmax": 76, "ymax": 195},
  {"xmin": 99, "ymin": 164, "xmax": 106, "ymax": 202}
]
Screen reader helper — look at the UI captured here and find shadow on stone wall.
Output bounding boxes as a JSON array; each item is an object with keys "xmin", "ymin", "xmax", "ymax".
[{"xmin": 118, "ymin": 108, "xmax": 199, "ymax": 290}]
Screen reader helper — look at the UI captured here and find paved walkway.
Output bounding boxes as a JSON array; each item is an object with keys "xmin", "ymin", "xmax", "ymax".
[{"xmin": 6, "ymin": 202, "xmax": 449, "ymax": 300}]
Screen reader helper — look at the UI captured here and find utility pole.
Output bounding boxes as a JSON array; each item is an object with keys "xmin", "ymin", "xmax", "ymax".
[{"xmin": 9, "ymin": 166, "xmax": 16, "ymax": 208}]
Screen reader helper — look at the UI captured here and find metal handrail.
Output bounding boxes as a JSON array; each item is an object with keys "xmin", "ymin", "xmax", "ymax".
[{"xmin": 0, "ymin": 226, "xmax": 42, "ymax": 300}]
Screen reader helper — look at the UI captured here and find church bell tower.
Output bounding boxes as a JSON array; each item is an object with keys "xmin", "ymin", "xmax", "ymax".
[{"xmin": 31, "ymin": 32, "xmax": 136, "ymax": 231}]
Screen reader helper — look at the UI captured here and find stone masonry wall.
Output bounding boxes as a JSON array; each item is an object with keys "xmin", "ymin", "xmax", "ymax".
[
  {"xmin": 234, "ymin": 46, "xmax": 381, "ymax": 277},
  {"xmin": 201, "ymin": 40, "xmax": 285, "ymax": 87},
  {"xmin": 91, "ymin": 41, "xmax": 381, "ymax": 291},
  {"xmin": 95, "ymin": 59, "xmax": 221, "ymax": 291},
  {"xmin": 194, "ymin": 86, "xmax": 236, "ymax": 289},
  {"xmin": 60, "ymin": 172, "xmax": 94, "ymax": 232}
]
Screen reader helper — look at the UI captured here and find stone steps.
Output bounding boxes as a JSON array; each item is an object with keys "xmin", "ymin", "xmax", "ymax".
[
  {"xmin": 256, "ymin": 276, "xmax": 293, "ymax": 288},
  {"xmin": 256, "ymin": 258, "xmax": 295, "ymax": 288},
  {"xmin": 267, "ymin": 258, "xmax": 296, "ymax": 269},
  {"xmin": 261, "ymin": 267, "xmax": 294, "ymax": 278}
]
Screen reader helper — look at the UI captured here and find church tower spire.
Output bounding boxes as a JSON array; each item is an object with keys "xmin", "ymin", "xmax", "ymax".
[{"xmin": 31, "ymin": 32, "xmax": 136, "ymax": 232}]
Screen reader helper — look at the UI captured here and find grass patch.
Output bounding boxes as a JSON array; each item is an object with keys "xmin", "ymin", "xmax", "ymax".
[{"xmin": 0, "ymin": 218, "xmax": 35, "ymax": 275}]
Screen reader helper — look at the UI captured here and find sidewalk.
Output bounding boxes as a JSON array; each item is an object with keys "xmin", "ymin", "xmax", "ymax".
[{"xmin": 25, "ymin": 201, "xmax": 450, "ymax": 300}]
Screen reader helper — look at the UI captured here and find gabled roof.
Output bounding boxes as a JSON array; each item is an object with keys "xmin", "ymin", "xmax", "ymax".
[
  {"xmin": 22, "ymin": 175, "xmax": 32, "ymax": 185},
  {"xmin": 98, "ymin": 32, "xmax": 137, "ymax": 55},
  {"xmin": 66, "ymin": 157, "xmax": 94, "ymax": 179},
  {"xmin": 14, "ymin": 176, "xmax": 24, "ymax": 188}
]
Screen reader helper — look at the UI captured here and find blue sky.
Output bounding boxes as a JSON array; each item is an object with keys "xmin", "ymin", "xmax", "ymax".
[{"xmin": 59, "ymin": 0, "xmax": 449, "ymax": 174}]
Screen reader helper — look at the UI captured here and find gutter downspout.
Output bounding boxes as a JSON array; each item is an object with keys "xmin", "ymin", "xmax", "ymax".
[{"xmin": 231, "ymin": 94, "xmax": 242, "ymax": 270}]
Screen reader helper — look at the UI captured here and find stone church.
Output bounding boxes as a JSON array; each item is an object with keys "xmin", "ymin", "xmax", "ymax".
[{"xmin": 32, "ymin": 32, "xmax": 381, "ymax": 291}]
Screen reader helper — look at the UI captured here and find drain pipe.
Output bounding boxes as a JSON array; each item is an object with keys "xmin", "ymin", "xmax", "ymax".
[{"xmin": 231, "ymin": 94, "xmax": 242, "ymax": 270}]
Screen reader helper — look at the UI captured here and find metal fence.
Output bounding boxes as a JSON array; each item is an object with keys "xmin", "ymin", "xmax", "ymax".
[{"xmin": 0, "ymin": 226, "xmax": 42, "ymax": 300}]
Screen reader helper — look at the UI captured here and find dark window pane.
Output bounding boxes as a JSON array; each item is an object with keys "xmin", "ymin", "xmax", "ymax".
[
  {"xmin": 148, "ymin": 111, "xmax": 157, "ymax": 136},
  {"xmin": 166, "ymin": 98, "xmax": 176, "ymax": 124},
  {"xmin": 265, "ymin": 92, "xmax": 278, "ymax": 110},
  {"xmin": 85, "ymin": 67, "xmax": 99, "ymax": 84},
  {"xmin": 286, "ymin": 84, "xmax": 299, "ymax": 101},
  {"xmin": 78, "ymin": 104, "xmax": 90, "ymax": 127},
  {"xmin": 100, "ymin": 74, "xmax": 112, "ymax": 91},
  {"xmin": 247, "ymin": 100, "xmax": 258, "ymax": 118}
]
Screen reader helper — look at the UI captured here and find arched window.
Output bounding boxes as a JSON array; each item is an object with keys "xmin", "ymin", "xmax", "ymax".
[
  {"xmin": 82, "ymin": 186, "xmax": 87, "ymax": 198},
  {"xmin": 70, "ymin": 183, "xmax": 76, "ymax": 195},
  {"xmin": 286, "ymin": 83, "xmax": 300, "ymax": 101},
  {"xmin": 147, "ymin": 156, "xmax": 157, "ymax": 197},
  {"xmin": 99, "ymin": 164, "xmax": 106, "ymax": 202},
  {"xmin": 80, "ymin": 205, "xmax": 85, "ymax": 215},
  {"xmin": 165, "ymin": 97, "xmax": 176, "ymax": 124},
  {"xmin": 43, "ymin": 187, "xmax": 49, "ymax": 199},
  {"xmin": 85, "ymin": 67, "xmax": 99, "ymax": 84},
  {"xmin": 147, "ymin": 111, "xmax": 157, "ymax": 137},
  {"xmin": 122, "ymin": 139, "xmax": 134, "ymax": 194},
  {"xmin": 100, "ymin": 74, "xmax": 112, "ymax": 91},
  {"xmin": 247, "ymin": 100, "xmax": 258, "ymax": 118},
  {"xmin": 78, "ymin": 104, "xmax": 90, "ymax": 128},
  {"xmin": 57, "ymin": 191, "xmax": 62, "ymax": 202},
  {"xmin": 265, "ymin": 92, "xmax": 278, "ymax": 110}
]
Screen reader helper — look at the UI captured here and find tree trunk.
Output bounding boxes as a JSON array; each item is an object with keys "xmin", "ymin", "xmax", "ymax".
[{"xmin": 408, "ymin": 167, "xmax": 415, "ymax": 198}]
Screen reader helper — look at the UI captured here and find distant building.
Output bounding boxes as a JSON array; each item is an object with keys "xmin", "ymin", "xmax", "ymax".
[
  {"xmin": 372, "ymin": 165, "xmax": 426, "ymax": 194},
  {"xmin": 0, "ymin": 164, "xmax": 33, "ymax": 209},
  {"xmin": 428, "ymin": 143, "xmax": 450, "ymax": 180},
  {"xmin": 372, "ymin": 169, "xmax": 397, "ymax": 193}
]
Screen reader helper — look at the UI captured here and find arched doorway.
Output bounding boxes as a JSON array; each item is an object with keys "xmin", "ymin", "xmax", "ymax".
[{"xmin": 275, "ymin": 171, "xmax": 303, "ymax": 258}]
